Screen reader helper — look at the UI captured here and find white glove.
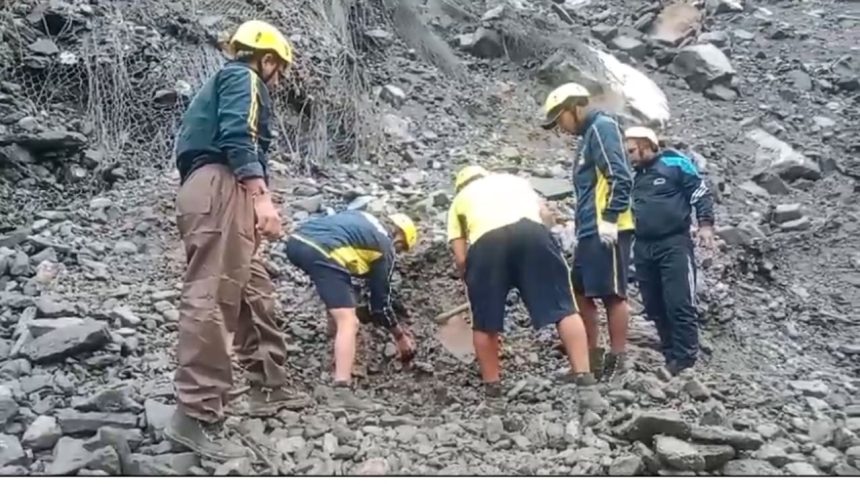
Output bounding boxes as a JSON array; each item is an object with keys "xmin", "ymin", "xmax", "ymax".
[{"xmin": 597, "ymin": 220, "xmax": 618, "ymax": 246}]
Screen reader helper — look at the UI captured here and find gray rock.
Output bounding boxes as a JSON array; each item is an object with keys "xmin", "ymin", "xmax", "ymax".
[
  {"xmin": 49, "ymin": 437, "xmax": 92, "ymax": 475},
  {"xmin": 753, "ymin": 172, "xmax": 791, "ymax": 195},
  {"xmin": 0, "ymin": 465, "xmax": 28, "ymax": 476},
  {"xmin": 706, "ymin": 0, "xmax": 744, "ymax": 14},
  {"xmin": 834, "ymin": 462, "xmax": 860, "ymax": 476},
  {"xmin": 56, "ymin": 409, "xmax": 139, "ymax": 435},
  {"xmin": 755, "ymin": 444, "xmax": 790, "ymax": 467},
  {"xmin": 609, "ymin": 455, "xmax": 643, "ymax": 476},
  {"xmin": 616, "ymin": 410, "xmax": 691, "ymax": 442},
  {"xmin": 748, "ymin": 130, "xmax": 821, "ymax": 182},
  {"xmin": 292, "ymin": 195, "xmax": 324, "ymax": 213},
  {"xmin": 848, "ymin": 418, "xmax": 860, "ymax": 433},
  {"xmin": 8, "ymin": 251, "xmax": 29, "ymax": 276},
  {"xmin": 780, "ymin": 217, "xmax": 811, "ymax": 232},
  {"xmin": 698, "ymin": 31, "xmax": 731, "ymax": 48},
  {"xmin": 127, "ymin": 453, "xmax": 199, "ymax": 476},
  {"xmin": 73, "ymin": 387, "xmax": 143, "ymax": 413},
  {"xmin": 721, "ymin": 459, "xmax": 781, "ymax": 476},
  {"xmin": 28, "ymin": 317, "xmax": 86, "ymax": 337},
  {"xmin": 695, "ymin": 444, "xmax": 736, "ymax": 470},
  {"xmin": 788, "ymin": 70, "xmax": 813, "ymax": 91},
  {"xmin": 112, "ymin": 307, "xmax": 141, "ymax": 327},
  {"xmin": 834, "ymin": 428, "xmax": 860, "ymax": 451},
  {"xmin": 773, "ymin": 204, "xmax": 802, "ymax": 224},
  {"xmin": 214, "ymin": 457, "xmax": 252, "ymax": 476},
  {"xmin": 35, "ymin": 296, "xmax": 76, "ymax": 318},
  {"xmin": 700, "ymin": 401, "xmax": 729, "ymax": 427},
  {"xmin": 813, "ymin": 447, "xmax": 840, "ymax": 470},
  {"xmin": 672, "ymin": 43, "xmax": 735, "ymax": 92},
  {"xmin": 757, "ymin": 423, "xmax": 785, "ymax": 440},
  {"xmin": 691, "ymin": 426, "xmax": 764, "ymax": 451},
  {"xmin": 144, "ymin": 399, "xmax": 174, "ymax": 435},
  {"xmin": 21, "ymin": 320, "xmax": 110, "ymax": 363},
  {"xmin": 14, "ymin": 130, "xmax": 87, "ymax": 152},
  {"xmin": 354, "ymin": 457, "xmax": 389, "ymax": 475},
  {"xmin": 380, "ymin": 85, "xmax": 406, "ymax": 107},
  {"xmin": 29, "ymin": 38, "xmax": 59, "ymax": 55},
  {"xmin": 683, "ymin": 379, "xmax": 711, "ymax": 400},
  {"xmin": 0, "ymin": 434, "xmax": 26, "ymax": 467},
  {"xmin": 789, "ymin": 380, "xmax": 830, "ymax": 398},
  {"xmin": 460, "ymin": 28, "xmax": 503, "ymax": 58},
  {"xmin": 655, "ymin": 435, "xmax": 706, "ymax": 471},
  {"xmin": 529, "ymin": 177, "xmax": 573, "ymax": 201},
  {"xmin": 113, "ymin": 241, "xmax": 138, "ymax": 254},
  {"xmin": 785, "ymin": 462, "xmax": 820, "ymax": 476},
  {"xmin": 611, "ymin": 36, "xmax": 647, "ymax": 59},
  {"xmin": 0, "ymin": 386, "xmax": 18, "ymax": 424},
  {"xmin": 22, "ymin": 415, "xmax": 62, "ymax": 450},
  {"xmin": 592, "ymin": 24, "xmax": 618, "ymax": 42},
  {"xmin": 85, "ymin": 446, "xmax": 121, "ymax": 475},
  {"xmin": 809, "ymin": 419, "xmax": 835, "ymax": 446},
  {"xmin": 276, "ymin": 436, "xmax": 305, "ymax": 455}
]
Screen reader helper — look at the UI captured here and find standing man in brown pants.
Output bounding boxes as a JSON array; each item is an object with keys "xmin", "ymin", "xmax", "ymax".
[{"xmin": 165, "ymin": 20, "xmax": 300, "ymax": 461}]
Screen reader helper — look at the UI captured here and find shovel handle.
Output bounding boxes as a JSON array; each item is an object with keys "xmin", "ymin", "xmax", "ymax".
[{"xmin": 434, "ymin": 302, "xmax": 471, "ymax": 324}]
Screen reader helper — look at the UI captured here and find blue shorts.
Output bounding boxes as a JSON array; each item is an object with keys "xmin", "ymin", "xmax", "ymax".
[
  {"xmin": 465, "ymin": 219, "xmax": 578, "ymax": 333},
  {"xmin": 572, "ymin": 231, "xmax": 632, "ymax": 299},
  {"xmin": 285, "ymin": 236, "xmax": 356, "ymax": 309}
]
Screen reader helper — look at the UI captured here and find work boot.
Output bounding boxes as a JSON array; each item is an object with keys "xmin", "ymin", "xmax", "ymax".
[
  {"xmin": 246, "ymin": 385, "xmax": 314, "ymax": 417},
  {"xmin": 163, "ymin": 408, "xmax": 249, "ymax": 462},
  {"xmin": 602, "ymin": 351, "xmax": 627, "ymax": 381},
  {"xmin": 589, "ymin": 347, "xmax": 606, "ymax": 380},
  {"xmin": 326, "ymin": 382, "xmax": 379, "ymax": 412},
  {"xmin": 666, "ymin": 359, "xmax": 695, "ymax": 377}
]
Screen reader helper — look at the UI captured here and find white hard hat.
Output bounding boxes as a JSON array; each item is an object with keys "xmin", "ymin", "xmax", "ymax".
[
  {"xmin": 542, "ymin": 83, "xmax": 591, "ymax": 129},
  {"xmin": 624, "ymin": 126, "xmax": 659, "ymax": 148}
]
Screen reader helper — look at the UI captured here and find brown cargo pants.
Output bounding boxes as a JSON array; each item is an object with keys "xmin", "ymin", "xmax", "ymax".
[{"xmin": 174, "ymin": 164, "xmax": 287, "ymax": 423}]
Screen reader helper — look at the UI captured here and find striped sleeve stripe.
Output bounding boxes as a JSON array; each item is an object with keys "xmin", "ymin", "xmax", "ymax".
[
  {"xmin": 690, "ymin": 181, "xmax": 709, "ymax": 203},
  {"xmin": 247, "ymin": 73, "xmax": 259, "ymax": 146}
]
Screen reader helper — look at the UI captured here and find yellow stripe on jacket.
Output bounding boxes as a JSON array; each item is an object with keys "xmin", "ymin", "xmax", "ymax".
[{"xmin": 595, "ymin": 170, "xmax": 634, "ymax": 231}]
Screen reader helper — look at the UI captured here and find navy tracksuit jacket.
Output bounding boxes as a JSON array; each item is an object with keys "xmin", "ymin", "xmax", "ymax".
[{"xmin": 632, "ymin": 149, "xmax": 714, "ymax": 366}]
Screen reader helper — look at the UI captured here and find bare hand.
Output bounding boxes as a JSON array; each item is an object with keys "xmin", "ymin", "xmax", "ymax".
[
  {"xmin": 254, "ymin": 193, "xmax": 283, "ymax": 240},
  {"xmin": 697, "ymin": 224, "xmax": 715, "ymax": 250},
  {"xmin": 391, "ymin": 325, "xmax": 416, "ymax": 363}
]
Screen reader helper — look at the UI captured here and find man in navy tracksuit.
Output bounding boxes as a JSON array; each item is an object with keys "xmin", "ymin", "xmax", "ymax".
[{"xmin": 625, "ymin": 127, "xmax": 715, "ymax": 376}]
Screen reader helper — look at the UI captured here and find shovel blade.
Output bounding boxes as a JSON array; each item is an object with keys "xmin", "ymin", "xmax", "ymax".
[{"xmin": 436, "ymin": 314, "xmax": 474, "ymax": 363}]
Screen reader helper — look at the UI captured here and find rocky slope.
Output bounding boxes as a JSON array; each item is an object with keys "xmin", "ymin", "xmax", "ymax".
[{"xmin": 1, "ymin": 0, "xmax": 860, "ymax": 476}]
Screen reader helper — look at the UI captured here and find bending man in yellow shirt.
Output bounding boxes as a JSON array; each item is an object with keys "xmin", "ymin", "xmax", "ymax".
[{"xmin": 446, "ymin": 166, "xmax": 596, "ymax": 398}]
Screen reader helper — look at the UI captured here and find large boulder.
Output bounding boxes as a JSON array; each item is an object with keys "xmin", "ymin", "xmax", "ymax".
[
  {"xmin": 747, "ymin": 129, "xmax": 821, "ymax": 182},
  {"xmin": 537, "ymin": 44, "xmax": 670, "ymax": 126},
  {"xmin": 20, "ymin": 320, "xmax": 110, "ymax": 363},
  {"xmin": 672, "ymin": 43, "xmax": 735, "ymax": 92}
]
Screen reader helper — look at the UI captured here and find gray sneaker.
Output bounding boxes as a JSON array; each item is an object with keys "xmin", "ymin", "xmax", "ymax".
[
  {"xmin": 246, "ymin": 386, "xmax": 313, "ymax": 417},
  {"xmin": 327, "ymin": 384, "xmax": 379, "ymax": 412},
  {"xmin": 163, "ymin": 409, "xmax": 250, "ymax": 462}
]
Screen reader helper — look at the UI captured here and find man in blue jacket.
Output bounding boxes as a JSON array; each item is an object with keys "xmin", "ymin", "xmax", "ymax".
[
  {"xmin": 165, "ymin": 20, "xmax": 299, "ymax": 461},
  {"xmin": 543, "ymin": 83, "xmax": 634, "ymax": 381},
  {"xmin": 625, "ymin": 126, "xmax": 715, "ymax": 376}
]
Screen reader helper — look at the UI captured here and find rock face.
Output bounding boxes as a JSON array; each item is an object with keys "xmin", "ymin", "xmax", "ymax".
[{"xmin": 672, "ymin": 43, "xmax": 735, "ymax": 92}]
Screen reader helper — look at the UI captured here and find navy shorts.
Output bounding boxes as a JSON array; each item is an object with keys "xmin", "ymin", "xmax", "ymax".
[
  {"xmin": 465, "ymin": 219, "xmax": 578, "ymax": 333},
  {"xmin": 572, "ymin": 231, "xmax": 632, "ymax": 299},
  {"xmin": 285, "ymin": 236, "xmax": 356, "ymax": 309}
]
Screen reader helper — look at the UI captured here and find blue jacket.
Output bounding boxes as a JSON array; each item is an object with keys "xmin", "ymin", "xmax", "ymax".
[
  {"xmin": 632, "ymin": 149, "xmax": 715, "ymax": 241},
  {"xmin": 573, "ymin": 110, "xmax": 635, "ymax": 239},
  {"xmin": 175, "ymin": 61, "xmax": 272, "ymax": 184},
  {"xmin": 292, "ymin": 211, "xmax": 399, "ymax": 328}
]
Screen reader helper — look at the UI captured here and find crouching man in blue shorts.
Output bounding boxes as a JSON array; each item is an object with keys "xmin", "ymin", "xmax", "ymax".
[
  {"xmin": 446, "ymin": 166, "xmax": 599, "ymax": 403},
  {"xmin": 284, "ymin": 210, "xmax": 418, "ymax": 410}
]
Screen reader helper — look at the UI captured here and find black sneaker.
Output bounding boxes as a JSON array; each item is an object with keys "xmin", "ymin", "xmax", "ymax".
[
  {"xmin": 602, "ymin": 351, "xmax": 627, "ymax": 381},
  {"xmin": 666, "ymin": 359, "xmax": 695, "ymax": 377},
  {"xmin": 246, "ymin": 385, "xmax": 313, "ymax": 417},
  {"xmin": 483, "ymin": 381, "xmax": 503, "ymax": 399},
  {"xmin": 163, "ymin": 408, "xmax": 250, "ymax": 462},
  {"xmin": 589, "ymin": 347, "xmax": 606, "ymax": 380}
]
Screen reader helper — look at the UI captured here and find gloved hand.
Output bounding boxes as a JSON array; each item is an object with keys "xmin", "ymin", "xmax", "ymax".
[{"xmin": 597, "ymin": 220, "xmax": 618, "ymax": 245}]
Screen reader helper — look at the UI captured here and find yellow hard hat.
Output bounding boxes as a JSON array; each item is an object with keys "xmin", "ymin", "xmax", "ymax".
[
  {"xmin": 389, "ymin": 213, "xmax": 418, "ymax": 251},
  {"xmin": 541, "ymin": 82, "xmax": 590, "ymax": 129},
  {"xmin": 230, "ymin": 20, "xmax": 293, "ymax": 65},
  {"xmin": 624, "ymin": 126, "xmax": 659, "ymax": 148},
  {"xmin": 454, "ymin": 165, "xmax": 489, "ymax": 193}
]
